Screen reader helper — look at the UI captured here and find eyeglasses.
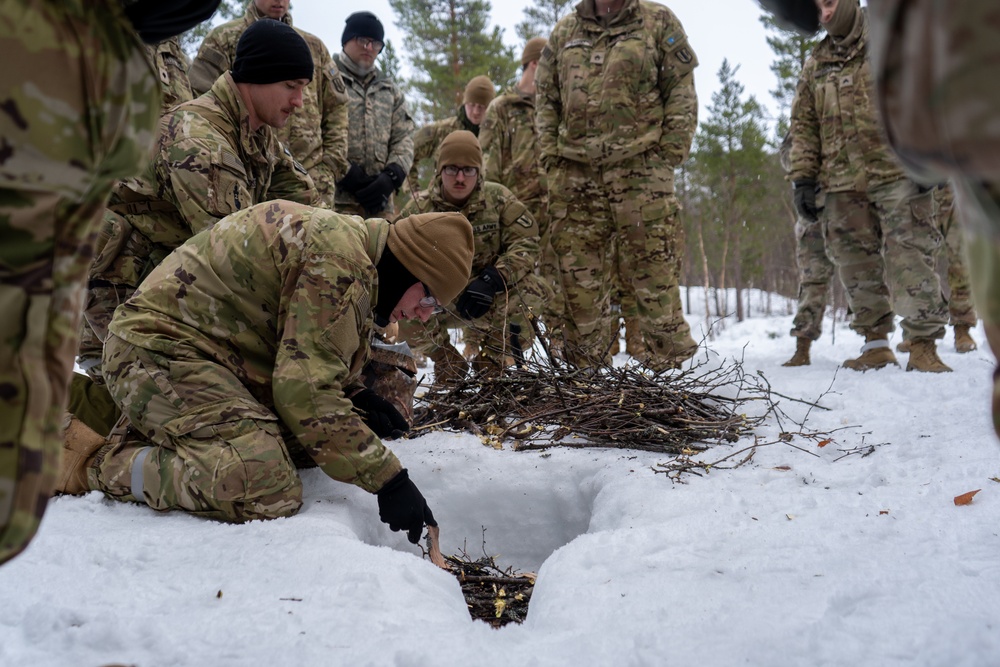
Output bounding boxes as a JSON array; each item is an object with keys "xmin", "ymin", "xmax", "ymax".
[
  {"xmin": 354, "ymin": 36, "xmax": 384, "ymax": 52},
  {"xmin": 442, "ymin": 165, "xmax": 479, "ymax": 177},
  {"xmin": 420, "ymin": 284, "xmax": 445, "ymax": 314}
]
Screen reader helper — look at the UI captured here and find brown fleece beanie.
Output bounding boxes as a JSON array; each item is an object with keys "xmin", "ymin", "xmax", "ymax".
[
  {"xmin": 521, "ymin": 37, "xmax": 547, "ymax": 66},
  {"xmin": 436, "ymin": 130, "xmax": 483, "ymax": 172},
  {"xmin": 823, "ymin": 0, "xmax": 858, "ymax": 39},
  {"xmin": 387, "ymin": 212, "xmax": 475, "ymax": 305},
  {"xmin": 463, "ymin": 75, "xmax": 495, "ymax": 106}
]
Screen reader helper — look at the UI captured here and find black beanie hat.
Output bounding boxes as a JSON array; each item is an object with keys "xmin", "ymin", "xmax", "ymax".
[
  {"xmin": 231, "ymin": 19, "xmax": 314, "ymax": 85},
  {"xmin": 342, "ymin": 11, "xmax": 384, "ymax": 46}
]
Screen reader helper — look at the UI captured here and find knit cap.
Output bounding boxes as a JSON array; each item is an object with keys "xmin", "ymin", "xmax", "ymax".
[
  {"xmin": 388, "ymin": 212, "xmax": 475, "ymax": 305},
  {"xmin": 463, "ymin": 75, "xmax": 496, "ymax": 106},
  {"xmin": 231, "ymin": 19, "xmax": 313, "ymax": 84},
  {"xmin": 521, "ymin": 37, "xmax": 547, "ymax": 66},
  {"xmin": 342, "ymin": 11, "xmax": 384, "ymax": 45},
  {"xmin": 436, "ymin": 130, "xmax": 483, "ymax": 172}
]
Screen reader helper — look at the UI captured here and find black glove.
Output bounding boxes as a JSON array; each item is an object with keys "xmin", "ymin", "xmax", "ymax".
[
  {"xmin": 336, "ymin": 163, "xmax": 373, "ymax": 194},
  {"xmin": 350, "ymin": 388, "xmax": 409, "ymax": 439},
  {"xmin": 792, "ymin": 179, "xmax": 819, "ymax": 222},
  {"xmin": 356, "ymin": 164, "xmax": 405, "ymax": 216},
  {"xmin": 456, "ymin": 266, "xmax": 505, "ymax": 320},
  {"xmin": 377, "ymin": 469, "xmax": 437, "ymax": 544},
  {"xmin": 756, "ymin": 0, "xmax": 820, "ymax": 36}
]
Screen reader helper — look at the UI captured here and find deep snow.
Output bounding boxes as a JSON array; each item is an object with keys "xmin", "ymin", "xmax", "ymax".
[{"xmin": 2, "ymin": 290, "xmax": 998, "ymax": 667}]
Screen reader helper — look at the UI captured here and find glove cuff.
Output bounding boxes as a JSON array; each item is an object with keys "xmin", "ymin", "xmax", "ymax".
[
  {"xmin": 481, "ymin": 265, "xmax": 506, "ymax": 289},
  {"xmin": 384, "ymin": 163, "xmax": 406, "ymax": 189},
  {"xmin": 377, "ymin": 468, "xmax": 409, "ymax": 496}
]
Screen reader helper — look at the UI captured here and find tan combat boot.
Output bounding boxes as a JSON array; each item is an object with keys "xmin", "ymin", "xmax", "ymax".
[
  {"xmin": 896, "ymin": 339, "xmax": 911, "ymax": 354},
  {"xmin": 55, "ymin": 415, "xmax": 106, "ymax": 495},
  {"xmin": 906, "ymin": 338, "xmax": 953, "ymax": 372},
  {"xmin": 954, "ymin": 324, "xmax": 978, "ymax": 353},
  {"xmin": 782, "ymin": 337, "xmax": 811, "ymax": 367},
  {"xmin": 624, "ymin": 317, "xmax": 644, "ymax": 357},
  {"xmin": 429, "ymin": 344, "xmax": 470, "ymax": 384},
  {"xmin": 843, "ymin": 334, "xmax": 899, "ymax": 371}
]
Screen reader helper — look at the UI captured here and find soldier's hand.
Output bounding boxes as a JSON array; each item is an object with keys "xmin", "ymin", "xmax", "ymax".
[
  {"xmin": 456, "ymin": 266, "xmax": 505, "ymax": 320},
  {"xmin": 357, "ymin": 165, "xmax": 404, "ymax": 216},
  {"xmin": 337, "ymin": 163, "xmax": 373, "ymax": 194},
  {"xmin": 350, "ymin": 388, "xmax": 409, "ymax": 439},
  {"xmin": 376, "ymin": 469, "xmax": 437, "ymax": 544},
  {"xmin": 793, "ymin": 179, "xmax": 820, "ymax": 222}
]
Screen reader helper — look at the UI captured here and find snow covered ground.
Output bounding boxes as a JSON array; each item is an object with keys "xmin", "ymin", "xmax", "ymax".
[{"xmin": 2, "ymin": 289, "xmax": 998, "ymax": 667}]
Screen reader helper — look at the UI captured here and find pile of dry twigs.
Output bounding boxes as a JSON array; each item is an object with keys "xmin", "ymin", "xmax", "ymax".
[
  {"xmin": 442, "ymin": 548, "xmax": 535, "ymax": 627},
  {"xmin": 413, "ymin": 342, "xmax": 779, "ymax": 455}
]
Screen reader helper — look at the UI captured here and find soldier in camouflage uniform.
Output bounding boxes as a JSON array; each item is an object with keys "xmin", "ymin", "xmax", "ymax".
[
  {"xmin": 789, "ymin": 0, "xmax": 950, "ymax": 373},
  {"xmin": 398, "ymin": 131, "xmax": 546, "ymax": 380},
  {"xmin": 0, "ymin": 0, "xmax": 219, "ymax": 566},
  {"xmin": 480, "ymin": 37, "xmax": 568, "ymax": 356},
  {"xmin": 535, "ymin": 0, "xmax": 700, "ymax": 371},
  {"xmin": 778, "ymin": 132, "xmax": 836, "ymax": 367},
  {"xmin": 76, "ymin": 18, "xmax": 320, "ymax": 395},
  {"xmin": 71, "ymin": 33, "xmax": 195, "ymax": 436},
  {"xmin": 56, "ymin": 202, "xmax": 474, "ymax": 538},
  {"xmin": 332, "ymin": 12, "xmax": 415, "ymax": 219},
  {"xmin": 407, "ymin": 75, "xmax": 496, "ymax": 196},
  {"xmin": 188, "ymin": 0, "xmax": 350, "ymax": 205}
]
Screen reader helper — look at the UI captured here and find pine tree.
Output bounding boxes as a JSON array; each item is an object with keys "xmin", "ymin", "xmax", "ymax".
[
  {"xmin": 389, "ymin": 0, "xmax": 517, "ymax": 122},
  {"xmin": 378, "ymin": 40, "xmax": 407, "ymax": 93},
  {"xmin": 515, "ymin": 0, "xmax": 575, "ymax": 41},
  {"xmin": 760, "ymin": 14, "xmax": 819, "ymax": 136}
]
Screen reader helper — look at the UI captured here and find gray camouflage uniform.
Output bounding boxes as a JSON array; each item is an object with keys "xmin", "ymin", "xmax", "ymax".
[
  {"xmin": 95, "ymin": 201, "xmax": 405, "ymax": 521},
  {"xmin": 333, "ymin": 52, "xmax": 414, "ymax": 218}
]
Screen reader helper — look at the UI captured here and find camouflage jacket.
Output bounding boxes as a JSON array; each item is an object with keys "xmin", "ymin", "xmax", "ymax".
[
  {"xmin": 95, "ymin": 72, "xmax": 318, "ymax": 287},
  {"xmin": 399, "ymin": 179, "xmax": 539, "ymax": 288},
  {"xmin": 788, "ymin": 9, "xmax": 907, "ymax": 192},
  {"xmin": 407, "ymin": 107, "xmax": 477, "ymax": 193},
  {"xmin": 333, "ymin": 53, "xmax": 415, "ymax": 211},
  {"xmin": 188, "ymin": 3, "xmax": 350, "ymax": 201},
  {"xmin": 480, "ymin": 86, "xmax": 547, "ymax": 213},
  {"xmin": 108, "ymin": 201, "xmax": 404, "ymax": 493},
  {"xmin": 535, "ymin": 0, "xmax": 698, "ymax": 181},
  {"xmin": 147, "ymin": 37, "xmax": 192, "ymax": 112}
]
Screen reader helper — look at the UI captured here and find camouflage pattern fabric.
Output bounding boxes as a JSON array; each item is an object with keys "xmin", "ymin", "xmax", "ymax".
[
  {"xmin": 824, "ymin": 181, "xmax": 947, "ymax": 340},
  {"xmin": 0, "ymin": 0, "xmax": 159, "ymax": 564},
  {"xmin": 790, "ymin": 8, "xmax": 947, "ymax": 343},
  {"xmin": 398, "ymin": 179, "xmax": 547, "ymax": 365},
  {"xmin": 480, "ymin": 86, "xmax": 567, "ymax": 345},
  {"xmin": 788, "ymin": 9, "xmax": 908, "ymax": 193},
  {"xmin": 96, "ymin": 201, "xmax": 405, "ymax": 520},
  {"xmin": 80, "ymin": 72, "xmax": 319, "ymax": 380},
  {"xmin": 361, "ymin": 340, "xmax": 418, "ymax": 426},
  {"xmin": 546, "ymin": 155, "xmax": 695, "ymax": 369},
  {"xmin": 407, "ymin": 109, "xmax": 476, "ymax": 196},
  {"xmin": 535, "ymin": 0, "xmax": 698, "ymax": 369},
  {"xmin": 933, "ymin": 184, "xmax": 977, "ymax": 327},
  {"xmin": 148, "ymin": 36, "xmax": 193, "ymax": 111},
  {"xmin": 789, "ymin": 212, "xmax": 835, "ymax": 341},
  {"xmin": 333, "ymin": 53, "xmax": 414, "ymax": 218},
  {"xmin": 188, "ymin": 2, "xmax": 350, "ymax": 203}
]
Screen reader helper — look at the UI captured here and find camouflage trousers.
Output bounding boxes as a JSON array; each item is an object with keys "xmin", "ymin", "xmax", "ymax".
[
  {"xmin": 824, "ymin": 180, "xmax": 947, "ymax": 341},
  {"xmin": 934, "ymin": 185, "xmax": 977, "ymax": 327},
  {"xmin": 97, "ymin": 334, "xmax": 303, "ymax": 522},
  {"xmin": 790, "ymin": 215, "xmax": 836, "ymax": 341},
  {"xmin": 77, "ymin": 282, "xmax": 135, "ymax": 382},
  {"xmin": 0, "ymin": 0, "xmax": 157, "ymax": 565},
  {"xmin": 547, "ymin": 152, "xmax": 695, "ymax": 369}
]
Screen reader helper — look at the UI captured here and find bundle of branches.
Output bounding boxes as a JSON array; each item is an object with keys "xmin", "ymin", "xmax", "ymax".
[
  {"xmin": 444, "ymin": 548, "xmax": 535, "ymax": 628},
  {"xmin": 413, "ymin": 347, "xmax": 778, "ymax": 454}
]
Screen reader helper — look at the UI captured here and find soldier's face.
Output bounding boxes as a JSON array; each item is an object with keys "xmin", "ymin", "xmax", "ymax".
[
  {"xmin": 254, "ymin": 0, "xmax": 289, "ymax": 20},
  {"xmin": 441, "ymin": 165, "xmax": 479, "ymax": 206},
  {"xmin": 246, "ymin": 79, "xmax": 308, "ymax": 130},
  {"xmin": 815, "ymin": 0, "xmax": 837, "ymax": 24},
  {"xmin": 344, "ymin": 37, "xmax": 380, "ymax": 69},
  {"xmin": 464, "ymin": 102, "xmax": 487, "ymax": 126},
  {"xmin": 391, "ymin": 283, "xmax": 438, "ymax": 323}
]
